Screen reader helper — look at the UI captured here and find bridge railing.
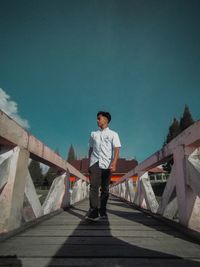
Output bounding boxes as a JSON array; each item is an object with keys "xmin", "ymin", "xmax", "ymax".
[
  {"xmin": 110, "ymin": 120, "xmax": 200, "ymax": 233},
  {"xmin": 0, "ymin": 110, "xmax": 89, "ymax": 234}
]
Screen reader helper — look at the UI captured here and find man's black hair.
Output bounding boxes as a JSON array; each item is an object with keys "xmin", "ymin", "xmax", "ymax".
[{"xmin": 97, "ymin": 111, "xmax": 111, "ymax": 123}]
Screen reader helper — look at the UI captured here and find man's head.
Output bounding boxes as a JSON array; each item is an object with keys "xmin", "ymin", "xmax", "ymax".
[{"xmin": 97, "ymin": 111, "xmax": 111, "ymax": 129}]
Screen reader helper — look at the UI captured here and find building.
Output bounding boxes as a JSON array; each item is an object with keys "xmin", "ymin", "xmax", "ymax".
[
  {"xmin": 69, "ymin": 158, "xmax": 138, "ymax": 184},
  {"xmin": 148, "ymin": 167, "xmax": 169, "ymax": 183},
  {"xmin": 148, "ymin": 166, "xmax": 169, "ymax": 197}
]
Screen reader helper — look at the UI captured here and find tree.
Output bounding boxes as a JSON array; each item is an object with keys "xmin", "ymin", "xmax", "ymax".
[
  {"xmin": 180, "ymin": 105, "xmax": 194, "ymax": 132},
  {"xmin": 42, "ymin": 176, "xmax": 49, "ymax": 188},
  {"xmin": 166, "ymin": 118, "xmax": 180, "ymax": 144},
  {"xmin": 163, "ymin": 118, "xmax": 180, "ymax": 172},
  {"xmin": 163, "ymin": 105, "xmax": 195, "ymax": 172},
  {"xmin": 67, "ymin": 144, "xmax": 77, "ymax": 163},
  {"xmin": 29, "ymin": 159, "xmax": 44, "ymax": 187},
  {"xmin": 44, "ymin": 166, "xmax": 58, "ymax": 187},
  {"xmin": 43, "ymin": 148, "xmax": 62, "ymax": 188}
]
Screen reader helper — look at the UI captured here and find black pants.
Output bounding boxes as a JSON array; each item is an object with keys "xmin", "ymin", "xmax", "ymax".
[{"xmin": 89, "ymin": 162, "xmax": 111, "ymax": 213}]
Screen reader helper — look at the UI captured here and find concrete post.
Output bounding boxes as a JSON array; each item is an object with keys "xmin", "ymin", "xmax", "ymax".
[
  {"xmin": 186, "ymin": 148, "xmax": 200, "ymax": 231},
  {"xmin": 0, "ymin": 147, "xmax": 29, "ymax": 233},
  {"xmin": 23, "ymin": 171, "xmax": 42, "ymax": 221},
  {"xmin": 173, "ymin": 145, "xmax": 196, "ymax": 226},
  {"xmin": 157, "ymin": 165, "xmax": 176, "ymax": 216},
  {"xmin": 140, "ymin": 172, "xmax": 159, "ymax": 213},
  {"xmin": 41, "ymin": 171, "xmax": 70, "ymax": 215}
]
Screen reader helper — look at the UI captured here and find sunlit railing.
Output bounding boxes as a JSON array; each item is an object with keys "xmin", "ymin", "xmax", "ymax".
[
  {"xmin": 110, "ymin": 120, "xmax": 200, "ymax": 233},
  {"xmin": 2, "ymin": 108, "xmax": 200, "ymax": 235},
  {"xmin": 0, "ymin": 110, "xmax": 89, "ymax": 233}
]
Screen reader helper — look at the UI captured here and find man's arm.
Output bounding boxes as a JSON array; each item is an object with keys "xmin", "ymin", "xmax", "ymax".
[
  {"xmin": 88, "ymin": 147, "xmax": 93, "ymax": 172},
  {"xmin": 88, "ymin": 147, "xmax": 93, "ymax": 160},
  {"xmin": 110, "ymin": 147, "xmax": 120, "ymax": 172}
]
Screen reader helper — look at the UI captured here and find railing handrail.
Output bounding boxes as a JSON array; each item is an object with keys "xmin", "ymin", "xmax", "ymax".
[
  {"xmin": 111, "ymin": 120, "xmax": 200, "ymax": 187},
  {"xmin": 0, "ymin": 109, "xmax": 88, "ymax": 182}
]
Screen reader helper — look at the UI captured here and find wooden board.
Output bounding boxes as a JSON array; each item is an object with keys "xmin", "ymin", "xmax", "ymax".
[{"xmin": 0, "ymin": 196, "xmax": 200, "ymax": 267}]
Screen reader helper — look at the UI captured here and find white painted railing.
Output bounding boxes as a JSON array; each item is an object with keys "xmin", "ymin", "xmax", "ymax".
[
  {"xmin": 0, "ymin": 110, "xmax": 89, "ymax": 233},
  {"xmin": 110, "ymin": 120, "xmax": 200, "ymax": 233}
]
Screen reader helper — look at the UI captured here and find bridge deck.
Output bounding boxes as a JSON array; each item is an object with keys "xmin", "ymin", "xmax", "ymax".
[{"xmin": 0, "ymin": 196, "xmax": 200, "ymax": 267}]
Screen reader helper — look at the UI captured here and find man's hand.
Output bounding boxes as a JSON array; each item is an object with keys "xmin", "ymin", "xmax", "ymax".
[
  {"xmin": 110, "ymin": 161, "xmax": 117, "ymax": 172},
  {"xmin": 109, "ymin": 147, "xmax": 120, "ymax": 172}
]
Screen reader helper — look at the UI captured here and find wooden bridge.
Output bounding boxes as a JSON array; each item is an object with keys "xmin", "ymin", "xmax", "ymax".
[{"xmin": 0, "ymin": 110, "xmax": 200, "ymax": 266}]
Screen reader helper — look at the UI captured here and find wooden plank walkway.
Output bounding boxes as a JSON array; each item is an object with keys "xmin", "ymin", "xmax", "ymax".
[{"xmin": 0, "ymin": 196, "xmax": 200, "ymax": 267}]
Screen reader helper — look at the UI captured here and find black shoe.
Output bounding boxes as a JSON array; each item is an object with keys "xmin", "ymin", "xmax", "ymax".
[
  {"xmin": 85, "ymin": 209, "xmax": 99, "ymax": 221},
  {"xmin": 99, "ymin": 210, "xmax": 108, "ymax": 219}
]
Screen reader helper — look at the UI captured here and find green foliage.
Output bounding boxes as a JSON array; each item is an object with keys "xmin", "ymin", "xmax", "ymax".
[
  {"xmin": 28, "ymin": 159, "xmax": 44, "ymax": 187},
  {"xmin": 29, "ymin": 147, "xmax": 61, "ymax": 188},
  {"xmin": 162, "ymin": 158, "xmax": 174, "ymax": 172},
  {"xmin": 43, "ymin": 148, "xmax": 61, "ymax": 187},
  {"xmin": 67, "ymin": 144, "xmax": 77, "ymax": 163},
  {"xmin": 180, "ymin": 105, "xmax": 194, "ymax": 132},
  {"xmin": 44, "ymin": 166, "xmax": 58, "ymax": 187},
  {"xmin": 165, "ymin": 105, "xmax": 195, "ymax": 145},
  {"xmin": 163, "ymin": 105, "xmax": 195, "ymax": 172},
  {"xmin": 166, "ymin": 118, "xmax": 180, "ymax": 144},
  {"xmin": 42, "ymin": 177, "xmax": 49, "ymax": 188}
]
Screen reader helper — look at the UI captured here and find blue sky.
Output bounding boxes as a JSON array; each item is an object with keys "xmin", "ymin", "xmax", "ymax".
[{"xmin": 0, "ymin": 0, "xmax": 200, "ymax": 162}]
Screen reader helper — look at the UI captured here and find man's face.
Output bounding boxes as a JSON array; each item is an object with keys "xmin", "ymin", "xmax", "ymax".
[{"xmin": 97, "ymin": 115, "xmax": 108, "ymax": 128}]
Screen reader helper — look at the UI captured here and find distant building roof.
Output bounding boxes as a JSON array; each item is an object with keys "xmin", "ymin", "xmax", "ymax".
[
  {"xmin": 70, "ymin": 158, "xmax": 138, "ymax": 175},
  {"xmin": 148, "ymin": 167, "xmax": 167, "ymax": 173}
]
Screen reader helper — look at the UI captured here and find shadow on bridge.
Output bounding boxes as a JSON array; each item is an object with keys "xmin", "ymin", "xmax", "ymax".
[
  {"xmin": 108, "ymin": 200, "xmax": 200, "ymax": 245},
  {"xmin": 0, "ymin": 255, "xmax": 22, "ymax": 266},
  {"xmin": 47, "ymin": 198, "xmax": 200, "ymax": 267}
]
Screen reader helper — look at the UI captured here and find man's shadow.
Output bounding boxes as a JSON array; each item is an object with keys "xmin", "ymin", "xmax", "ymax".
[
  {"xmin": 47, "ymin": 198, "xmax": 200, "ymax": 267},
  {"xmin": 0, "ymin": 255, "xmax": 22, "ymax": 266}
]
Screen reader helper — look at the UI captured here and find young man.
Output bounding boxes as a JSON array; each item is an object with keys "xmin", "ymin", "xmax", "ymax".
[{"xmin": 86, "ymin": 111, "xmax": 121, "ymax": 221}]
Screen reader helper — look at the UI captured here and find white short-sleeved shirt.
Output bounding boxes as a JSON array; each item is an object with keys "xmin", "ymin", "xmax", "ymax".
[{"xmin": 89, "ymin": 127, "xmax": 121, "ymax": 169}]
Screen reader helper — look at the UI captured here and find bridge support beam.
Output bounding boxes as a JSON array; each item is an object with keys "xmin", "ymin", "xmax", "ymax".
[
  {"xmin": 124, "ymin": 179, "xmax": 135, "ymax": 202},
  {"xmin": 157, "ymin": 165, "xmax": 177, "ymax": 219},
  {"xmin": 23, "ymin": 171, "xmax": 42, "ymax": 222},
  {"xmin": 185, "ymin": 148, "xmax": 200, "ymax": 231},
  {"xmin": 41, "ymin": 170, "xmax": 71, "ymax": 215},
  {"xmin": 173, "ymin": 146, "xmax": 197, "ymax": 226},
  {"xmin": 134, "ymin": 172, "xmax": 159, "ymax": 213},
  {"xmin": 70, "ymin": 179, "xmax": 89, "ymax": 205},
  {"xmin": 0, "ymin": 147, "xmax": 29, "ymax": 232}
]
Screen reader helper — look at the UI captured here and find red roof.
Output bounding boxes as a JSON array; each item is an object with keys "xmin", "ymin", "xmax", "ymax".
[
  {"xmin": 70, "ymin": 158, "xmax": 138, "ymax": 175},
  {"xmin": 114, "ymin": 158, "xmax": 138, "ymax": 173},
  {"xmin": 148, "ymin": 167, "xmax": 167, "ymax": 173}
]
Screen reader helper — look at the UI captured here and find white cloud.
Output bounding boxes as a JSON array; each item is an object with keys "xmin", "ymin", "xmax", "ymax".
[{"xmin": 0, "ymin": 88, "xmax": 30, "ymax": 129}]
